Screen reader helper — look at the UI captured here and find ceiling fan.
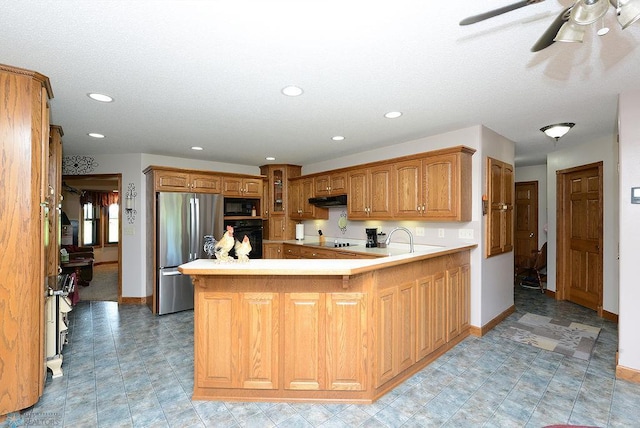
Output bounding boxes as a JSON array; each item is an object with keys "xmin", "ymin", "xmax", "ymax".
[{"xmin": 459, "ymin": 0, "xmax": 640, "ymax": 52}]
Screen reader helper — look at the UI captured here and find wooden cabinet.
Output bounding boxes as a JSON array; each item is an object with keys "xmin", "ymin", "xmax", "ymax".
[
  {"xmin": 486, "ymin": 157, "xmax": 514, "ymax": 257},
  {"xmin": 347, "ymin": 164, "xmax": 393, "ymax": 219},
  {"xmin": 416, "ymin": 272, "xmax": 446, "ymax": 361},
  {"xmin": 284, "ymin": 291, "xmax": 367, "ymax": 391},
  {"xmin": 260, "ymin": 164, "xmax": 301, "ymax": 240},
  {"xmin": 195, "ymin": 291, "xmax": 278, "ymax": 389},
  {"xmin": 392, "ymin": 147, "xmax": 473, "ymax": 221},
  {"xmin": 263, "ymin": 242, "xmax": 283, "ymax": 259},
  {"xmin": 282, "ymin": 244, "xmax": 379, "ymax": 260},
  {"xmin": 152, "ymin": 168, "xmax": 222, "ymax": 193},
  {"xmin": 289, "ymin": 177, "xmax": 328, "ymax": 220},
  {"xmin": 375, "ymin": 282, "xmax": 415, "ymax": 387},
  {"xmin": 446, "ymin": 264, "xmax": 471, "ymax": 342},
  {"xmin": 314, "ymin": 172, "xmax": 347, "ymax": 196},
  {"xmin": 1, "ymin": 64, "xmax": 53, "ymax": 415},
  {"xmin": 223, "ymin": 175, "xmax": 263, "ymax": 197},
  {"xmin": 46, "ymin": 125, "xmax": 64, "ymax": 283}
]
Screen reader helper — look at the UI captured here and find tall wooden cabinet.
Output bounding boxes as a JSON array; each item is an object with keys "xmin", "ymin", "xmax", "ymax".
[
  {"xmin": 1, "ymin": 64, "xmax": 54, "ymax": 416},
  {"xmin": 260, "ymin": 164, "xmax": 302, "ymax": 240},
  {"xmin": 486, "ymin": 157, "xmax": 514, "ymax": 257}
]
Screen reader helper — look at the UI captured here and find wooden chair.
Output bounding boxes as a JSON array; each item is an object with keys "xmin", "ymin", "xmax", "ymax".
[{"xmin": 516, "ymin": 242, "xmax": 547, "ymax": 293}]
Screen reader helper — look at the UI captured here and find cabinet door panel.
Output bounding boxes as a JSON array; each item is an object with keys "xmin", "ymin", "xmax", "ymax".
[
  {"xmin": 424, "ymin": 154, "xmax": 455, "ymax": 218},
  {"xmin": 240, "ymin": 293, "xmax": 278, "ymax": 389},
  {"xmin": 326, "ymin": 293, "xmax": 366, "ymax": 391},
  {"xmin": 347, "ymin": 169, "xmax": 368, "ymax": 218},
  {"xmin": 369, "ymin": 165, "xmax": 392, "ymax": 218},
  {"xmin": 191, "ymin": 174, "xmax": 222, "ymax": 194},
  {"xmin": 196, "ymin": 292, "xmax": 239, "ymax": 388},
  {"xmin": 243, "ymin": 178, "xmax": 263, "ymax": 197},
  {"xmin": 446, "ymin": 267, "xmax": 461, "ymax": 342},
  {"xmin": 156, "ymin": 171, "xmax": 190, "ymax": 191},
  {"xmin": 398, "ymin": 282, "xmax": 416, "ymax": 373},
  {"xmin": 393, "ymin": 160, "xmax": 422, "ymax": 217},
  {"xmin": 375, "ymin": 288, "xmax": 396, "ymax": 387},
  {"xmin": 432, "ymin": 272, "xmax": 446, "ymax": 350},
  {"xmin": 284, "ymin": 293, "xmax": 325, "ymax": 390}
]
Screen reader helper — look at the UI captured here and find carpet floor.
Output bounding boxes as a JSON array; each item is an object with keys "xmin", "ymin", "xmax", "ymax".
[{"xmin": 78, "ymin": 263, "xmax": 118, "ymax": 302}]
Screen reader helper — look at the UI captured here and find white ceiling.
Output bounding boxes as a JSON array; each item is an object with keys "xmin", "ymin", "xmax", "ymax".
[{"xmin": 2, "ymin": 1, "xmax": 638, "ymax": 167}]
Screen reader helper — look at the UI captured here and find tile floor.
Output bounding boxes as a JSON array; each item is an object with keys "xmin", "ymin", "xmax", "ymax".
[{"xmin": 7, "ymin": 286, "xmax": 640, "ymax": 427}]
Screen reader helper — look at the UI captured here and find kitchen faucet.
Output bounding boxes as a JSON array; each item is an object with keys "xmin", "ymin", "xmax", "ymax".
[{"xmin": 385, "ymin": 227, "xmax": 414, "ymax": 253}]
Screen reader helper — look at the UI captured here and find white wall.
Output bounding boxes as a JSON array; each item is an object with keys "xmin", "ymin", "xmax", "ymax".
[
  {"xmin": 618, "ymin": 90, "xmax": 640, "ymax": 371},
  {"xmin": 546, "ymin": 135, "xmax": 619, "ymax": 314},
  {"xmin": 478, "ymin": 126, "xmax": 515, "ymax": 327},
  {"xmin": 515, "ymin": 164, "xmax": 548, "ymax": 249}
]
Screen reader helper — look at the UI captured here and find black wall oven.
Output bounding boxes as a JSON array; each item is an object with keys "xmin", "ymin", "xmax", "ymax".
[{"xmin": 223, "ymin": 219, "xmax": 263, "ymax": 259}]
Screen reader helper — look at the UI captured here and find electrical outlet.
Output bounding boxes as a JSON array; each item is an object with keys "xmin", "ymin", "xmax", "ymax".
[
  {"xmin": 124, "ymin": 226, "xmax": 135, "ymax": 236},
  {"xmin": 438, "ymin": 228, "xmax": 445, "ymax": 238},
  {"xmin": 415, "ymin": 227, "xmax": 425, "ymax": 237},
  {"xmin": 458, "ymin": 229, "xmax": 474, "ymax": 239}
]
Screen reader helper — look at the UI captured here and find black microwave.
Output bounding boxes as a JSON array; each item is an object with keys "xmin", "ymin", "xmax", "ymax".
[{"xmin": 224, "ymin": 198, "xmax": 257, "ymax": 216}]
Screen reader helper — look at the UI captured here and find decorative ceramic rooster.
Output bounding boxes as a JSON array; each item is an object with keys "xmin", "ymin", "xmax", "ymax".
[
  {"xmin": 234, "ymin": 235, "xmax": 252, "ymax": 262},
  {"xmin": 214, "ymin": 225, "xmax": 234, "ymax": 261}
]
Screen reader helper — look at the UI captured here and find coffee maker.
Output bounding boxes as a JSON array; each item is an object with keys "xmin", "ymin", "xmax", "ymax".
[{"xmin": 366, "ymin": 228, "xmax": 378, "ymax": 248}]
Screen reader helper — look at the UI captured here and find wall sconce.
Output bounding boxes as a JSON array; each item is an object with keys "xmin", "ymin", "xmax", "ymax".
[
  {"xmin": 125, "ymin": 183, "xmax": 137, "ymax": 224},
  {"xmin": 540, "ymin": 122, "xmax": 575, "ymax": 143}
]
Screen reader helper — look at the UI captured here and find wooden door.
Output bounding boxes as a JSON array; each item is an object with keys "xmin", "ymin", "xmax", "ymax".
[
  {"xmin": 514, "ymin": 181, "xmax": 539, "ymax": 268},
  {"xmin": 557, "ymin": 163, "xmax": 603, "ymax": 312}
]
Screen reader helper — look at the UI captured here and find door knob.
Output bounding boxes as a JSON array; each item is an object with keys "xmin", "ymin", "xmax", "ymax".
[{"xmin": 529, "ymin": 232, "xmax": 534, "ymax": 238}]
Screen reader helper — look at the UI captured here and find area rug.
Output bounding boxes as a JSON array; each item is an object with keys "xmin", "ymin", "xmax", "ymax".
[
  {"xmin": 503, "ymin": 313, "xmax": 600, "ymax": 360},
  {"xmin": 78, "ymin": 263, "xmax": 118, "ymax": 302}
]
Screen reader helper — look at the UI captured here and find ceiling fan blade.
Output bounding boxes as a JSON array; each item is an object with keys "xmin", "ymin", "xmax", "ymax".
[
  {"xmin": 459, "ymin": 0, "xmax": 544, "ymax": 26},
  {"xmin": 530, "ymin": 6, "xmax": 572, "ymax": 52}
]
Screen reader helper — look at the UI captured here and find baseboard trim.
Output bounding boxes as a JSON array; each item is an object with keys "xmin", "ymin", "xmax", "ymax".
[
  {"xmin": 119, "ymin": 296, "xmax": 147, "ymax": 305},
  {"xmin": 469, "ymin": 304, "xmax": 515, "ymax": 337},
  {"xmin": 616, "ymin": 364, "xmax": 640, "ymax": 384},
  {"xmin": 603, "ymin": 309, "xmax": 618, "ymax": 323}
]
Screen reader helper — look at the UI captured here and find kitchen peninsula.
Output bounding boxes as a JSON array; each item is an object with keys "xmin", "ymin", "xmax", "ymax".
[{"xmin": 179, "ymin": 243, "xmax": 475, "ymax": 403}]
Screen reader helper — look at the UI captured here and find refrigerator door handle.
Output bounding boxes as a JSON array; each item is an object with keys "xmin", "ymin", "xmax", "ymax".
[
  {"xmin": 194, "ymin": 196, "xmax": 200, "ymax": 260},
  {"xmin": 161, "ymin": 270, "xmax": 182, "ymax": 276},
  {"xmin": 189, "ymin": 197, "xmax": 196, "ymax": 261}
]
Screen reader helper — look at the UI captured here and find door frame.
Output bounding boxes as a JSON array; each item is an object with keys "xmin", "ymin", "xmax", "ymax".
[{"xmin": 555, "ymin": 161, "xmax": 603, "ymax": 315}]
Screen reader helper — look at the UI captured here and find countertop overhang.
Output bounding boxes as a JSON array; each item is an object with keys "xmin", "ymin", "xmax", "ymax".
[{"xmin": 179, "ymin": 242, "xmax": 476, "ymax": 276}]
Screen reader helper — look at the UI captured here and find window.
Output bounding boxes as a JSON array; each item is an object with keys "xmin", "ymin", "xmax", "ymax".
[
  {"xmin": 106, "ymin": 203, "xmax": 119, "ymax": 244},
  {"xmin": 81, "ymin": 197, "xmax": 119, "ymax": 246},
  {"xmin": 82, "ymin": 202, "xmax": 99, "ymax": 246}
]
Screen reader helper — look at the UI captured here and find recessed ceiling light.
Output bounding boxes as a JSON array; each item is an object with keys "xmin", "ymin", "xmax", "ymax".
[
  {"xmin": 265, "ymin": 156, "xmax": 276, "ymax": 161},
  {"xmin": 384, "ymin": 111, "xmax": 402, "ymax": 119},
  {"xmin": 281, "ymin": 85, "xmax": 304, "ymax": 97},
  {"xmin": 332, "ymin": 136, "xmax": 345, "ymax": 141},
  {"xmin": 88, "ymin": 133, "xmax": 105, "ymax": 139},
  {"xmin": 191, "ymin": 146, "xmax": 204, "ymax": 151},
  {"xmin": 88, "ymin": 93, "xmax": 114, "ymax": 103}
]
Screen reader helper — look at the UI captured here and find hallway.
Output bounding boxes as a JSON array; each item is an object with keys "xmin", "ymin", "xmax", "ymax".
[{"xmin": 11, "ymin": 286, "xmax": 640, "ymax": 427}]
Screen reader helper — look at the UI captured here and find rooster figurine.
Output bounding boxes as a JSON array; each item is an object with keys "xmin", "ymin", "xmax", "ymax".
[
  {"xmin": 234, "ymin": 235, "xmax": 252, "ymax": 262},
  {"xmin": 213, "ymin": 225, "xmax": 235, "ymax": 261}
]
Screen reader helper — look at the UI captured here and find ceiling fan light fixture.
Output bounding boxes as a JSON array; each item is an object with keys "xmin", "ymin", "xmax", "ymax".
[
  {"xmin": 540, "ymin": 123, "xmax": 575, "ymax": 141},
  {"xmin": 554, "ymin": 21, "xmax": 586, "ymax": 42},
  {"xmin": 571, "ymin": 0, "xmax": 610, "ymax": 25},
  {"xmin": 615, "ymin": 0, "xmax": 640, "ymax": 29}
]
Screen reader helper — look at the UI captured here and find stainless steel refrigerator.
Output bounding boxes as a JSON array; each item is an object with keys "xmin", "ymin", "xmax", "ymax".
[{"xmin": 156, "ymin": 192, "xmax": 224, "ymax": 315}]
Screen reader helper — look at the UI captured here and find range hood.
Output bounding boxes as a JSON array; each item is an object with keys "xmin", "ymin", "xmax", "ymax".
[{"xmin": 308, "ymin": 194, "xmax": 347, "ymax": 207}]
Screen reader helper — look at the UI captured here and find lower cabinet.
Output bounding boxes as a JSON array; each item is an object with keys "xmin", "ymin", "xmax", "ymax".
[
  {"xmin": 196, "ymin": 292, "xmax": 278, "ymax": 389},
  {"xmin": 284, "ymin": 292, "xmax": 367, "ymax": 391}
]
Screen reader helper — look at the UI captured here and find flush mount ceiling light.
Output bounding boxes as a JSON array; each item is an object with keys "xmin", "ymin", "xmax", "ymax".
[
  {"xmin": 87, "ymin": 93, "xmax": 114, "ymax": 103},
  {"xmin": 384, "ymin": 111, "xmax": 403, "ymax": 119},
  {"xmin": 332, "ymin": 136, "xmax": 345, "ymax": 141},
  {"xmin": 87, "ymin": 132, "xmax": 105, "ymax": 139},
  {"xmin": 265, "ymin": 156, "xmax": 276, "ymax": 161},
  {"xmin": 540, "ymin": 123, "xmax": 575, "ymax": 142},
  {"xmin": 281, "ymin": 85, "xmax": 304, "ymax": 97},
  {"xmin": 191, "ymin": 146, "xmax": 203, "ymax": 151}
]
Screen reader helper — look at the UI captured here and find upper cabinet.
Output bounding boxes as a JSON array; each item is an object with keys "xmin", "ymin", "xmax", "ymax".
[
  {"xmin": 392, "ymin": 147, "xmax": 474, "ymax": 221},
  {"xmin": 314, "ymin": 172, "xmax": 347, "ymax": 196},
  {"xmin": 289, "ymin": 177, "xmax": 328, "ymax": 220},
  {"xmin": 347, "ymin": 164, "xmax": 393, "ymax": 219},
  {"xmin": 150, "ymin": 168, "xmax": 222, "ymax": 194},
  {"xmin": 486, "ymin": 157, "xmax": 514, "ymax": 257},
  {"xmin": 222, "ymin": 176, "xmax": 263, "ymax": 197},
  {"xmin": 260, "ymin": 164, "xmax": 302, "ymax": 240}
]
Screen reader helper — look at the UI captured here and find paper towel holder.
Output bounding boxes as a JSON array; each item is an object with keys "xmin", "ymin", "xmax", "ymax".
[{"xmin": 296, "ymin": 223, "xmax": 305, "ymax": 241}]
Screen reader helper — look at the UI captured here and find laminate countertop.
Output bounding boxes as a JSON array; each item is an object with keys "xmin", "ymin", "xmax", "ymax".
[{"xmin": 179, "ymin": 242, "xmax": 476, "ymax": 276}]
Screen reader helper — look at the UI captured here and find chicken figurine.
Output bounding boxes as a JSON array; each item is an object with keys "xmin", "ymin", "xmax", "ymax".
[
  {"xmin": 234, "ymin": 235, "xmax": 252, "ymax": 262},
  {"xmin": 213, "ymin": 225, "xmax": 235, "ymax": 261}
]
